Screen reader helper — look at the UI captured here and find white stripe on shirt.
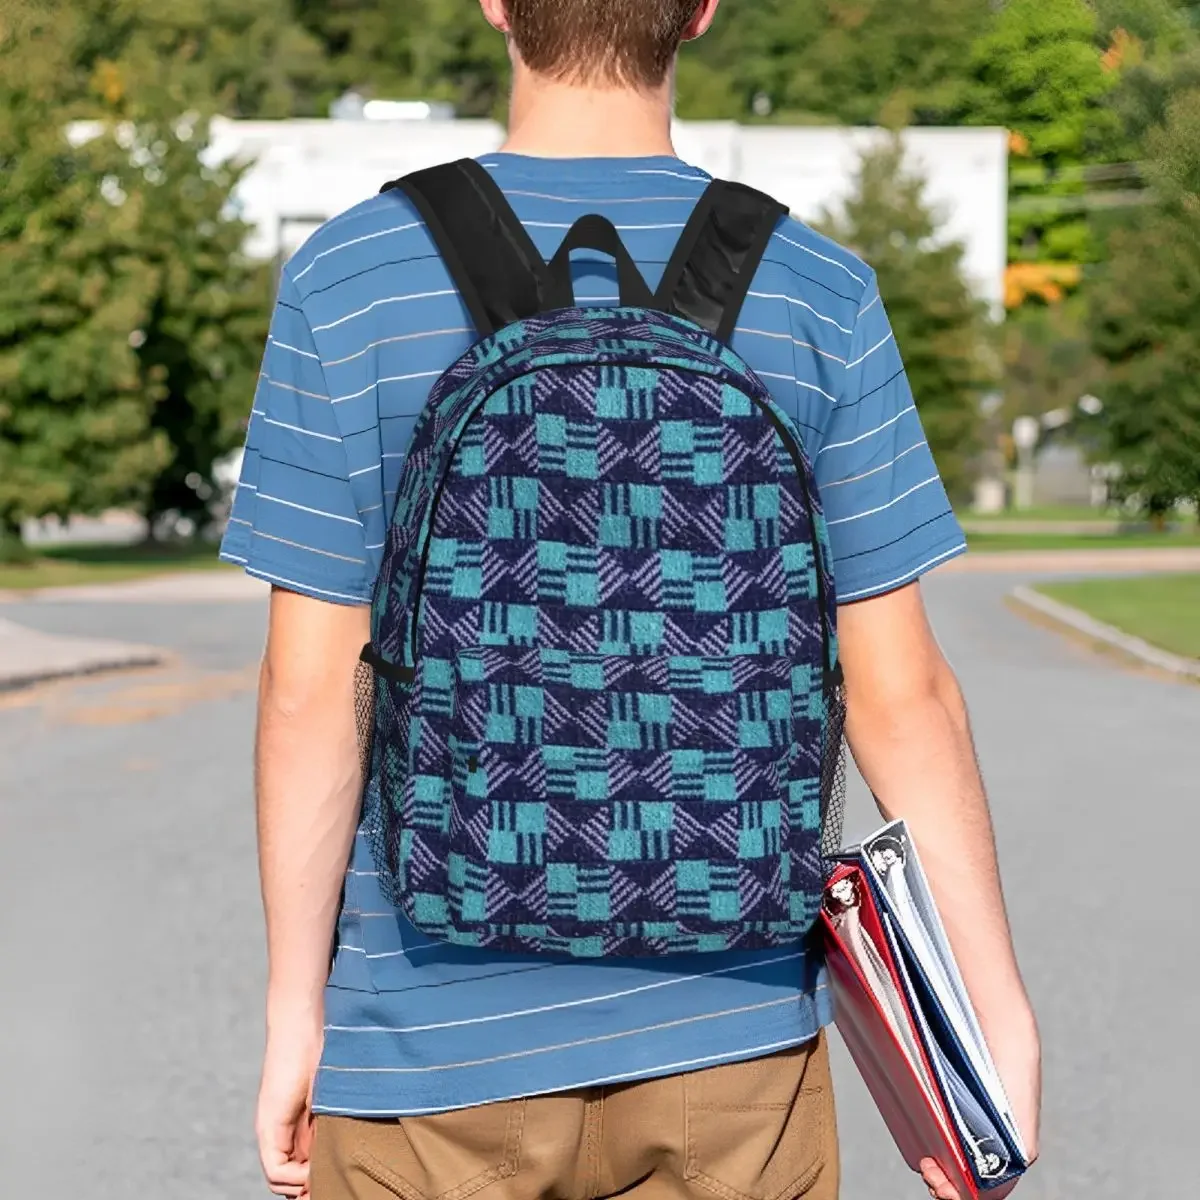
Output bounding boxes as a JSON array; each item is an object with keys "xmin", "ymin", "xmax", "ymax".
[
  {"xmin": 311, "ymin": 290, "xmax": 457, "ymax": 333},
  {"xmin": 817, "ymin": 404, "xmax": 916, "ymax": 456},
  {"xmin": 240, "ymin": 565, "xmax": 368, "ymax": 603},
  {"xmin": 747, "ymin": 291, "xmax": 854, "ymax": 336},
  {"xmin": 504, "ymin": 190, "xmax": 698, "ymax": 204},
  {"xmin": 736, "ymin": 327, "xmax": 848, "ymax": 365},
  {"xmin": 261, "ymin": 374, "xmax": 327, "ymax": 402},
  {"xmin": 524, "ymin": 222, "xmax": 687, "ymax": 232},
  {"xmin": 293, "ymin": 222, "xmax": 421, "ymax": 281},
  {"xmin": 858, "ymin": 291, "xmax": 882, "ymax": 318},
  {"xmin": 320, "ymin": 996, "xmax": 801, "ymax": 1073},
  {"xmin": 627, "ymin": 169, "xmax": 709, "ymax": 181},
  {"xmin": 258, "ymin": 494, "xmax": 364, "ymax": 526},
  {"xmin": 758, "ymin": 372, "xmax": 838, "ymax": 403},
  {"xmin": 822, "ymin": 442, "xmax": 926, "ymax": 488},
  {"xmin": 773, "ymin": 233, "xmax": 867, "ymax": 285},
  {"xmin": 324, "ymin": 328, "xmax": 471, "ymax": 368},
  {"xmin": 313, "ymin": 1037, "xmax": 812, "ymax": 1117},
  {"xmin": 826, "ymin": 475, "xmax": 941, "ymax": 526},
  {"xmin": 262, "ymin": 416, "xmax": 342, "ymax": 443},
  {"xmin": 837, "ymin": 542, "xmax": 966, "ymax": 602},
  {"xmin": 332, "ymin": 371, "xmax": 443, "ymax": 405},
  {"xmin": 269, "ymin": 338, "xmax": 320, "ymax": 361},
  {"xmin": 846, "ymin": 331, "xmax": 895, "ymax": 370},
  {"xmin": 253, "ymin": 529, "xmax": 367, "ymax": 565},
  {"xmin": 325, "ymin": 951, "xmax": 805, "ymax": 1034}
]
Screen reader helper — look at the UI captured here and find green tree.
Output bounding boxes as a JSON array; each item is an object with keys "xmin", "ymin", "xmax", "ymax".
[
  {"xmin": 297, "ymin": 0, "xmax": 989, "ymax": 125},
  {"xmin": 1100, "ymin": 4, "xmax": 1200, "ymax": 158},
  {"xmin": 123, "ymin": 114, "xmax": 272, "ymax": 532},
  {"xmin": 1089, "ymin": 86, "xmax": 1200, "ymax": 516},
  {"xmin": 0, "ymin": 3, "xmax": 272, "ymax": 553},
  {"xmin": 1002, "ymin": 298, "xmax": 1105, "ymax": 430},
  {"xmin": 955, "ymin": 0, "xmax": 1119, "ymax": 264},
  {"xmin": 0, "ymin": 4, "xmax": 167, "ymax": 553},
  {"xmin": 69, "ymin": 0, "xmax": 327, "ymax": 119},
  {"xmin": 298, "ymin": 0, "xmax": 510, "ymax": 118},
  {"xmin": 294, "ymin": 0, "xmax": 418, "ymax": 112},
  {"xmin": 683, "ymin": 0, "xmax": 987, "ymax": 126},
  {"xmin": 410, "ymin": 0, "xmax": 513, "ymax": 118},
  {"xmin": 818, "ymin": 139, "xmax": 993, "ymax": 503}
]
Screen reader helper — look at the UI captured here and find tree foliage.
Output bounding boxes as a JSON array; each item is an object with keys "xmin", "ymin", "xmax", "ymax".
[
  {"xmin": 71, "ymin": 0, "xmax": 327, "ymax": 118},
  {"xmin": 296, "ymin": 0, "xmax": 510, "ymax": 118},
  {"xmin": 682, "ymin": 0, "xmax": 988, "ymax": 127},
  {"xmin": 294, "ymin": 0, "xmax": 419, "ymax": 112},
  {"xmin": 818, "ymin": 140, "xmax": 993, "ymax": 503},
  {"xmin": 0, "ymin": 3, "xmax": 270, "ymax": 540},
  {"xmin": 0, "ymin": 4, "xmax": 167, "ymax": 540},
  {"xmin": 295, "ymin": 0, "xmax": 990, "ymax": 125},
  {"xmin": 4, "ymin": 0, "xmax": 1200, "ymax": 538},
  {"xmin": 952, "ymin": 0, "xmax": 1119, "ymax": 265},
  {"xmin": 1089, "ymin": 85, "xmax": 1200, "ymax": 514},
  {"xmin": 126, "ymin": 117, "xmax": 273, "ymax": 529}
]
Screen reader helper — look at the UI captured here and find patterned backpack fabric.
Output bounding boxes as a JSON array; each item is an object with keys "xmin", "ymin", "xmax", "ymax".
[{"xmin": 356, "ymin": 160, "xmax": 846, "ymax": 957}]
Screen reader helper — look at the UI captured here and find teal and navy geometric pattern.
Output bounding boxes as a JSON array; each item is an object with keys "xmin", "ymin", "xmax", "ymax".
[{"xmin": 365, "ymin": 307, "xmax": 842, "ymax": 956}]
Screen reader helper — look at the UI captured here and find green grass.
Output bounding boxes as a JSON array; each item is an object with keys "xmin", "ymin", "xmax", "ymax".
[
  {"xmin": 1037, "ymin": 574, "xmax": 1200, "ymax": 660},
  {"xmin": 0, "ymin": 540, "xmax": 231, "ymax": 591},
  {"xmin": 963, "ymin": 505, "xmax": 1122, "ymax": 523},
  {"xmin": 967, "ymin": 529, "xmax": 1200, "ymax": 552}
]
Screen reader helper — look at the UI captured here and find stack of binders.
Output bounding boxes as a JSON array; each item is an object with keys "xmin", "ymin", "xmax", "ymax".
[{"xmin": 821, "ymin": 821, "xmax": 1030, "ymax": 1199}]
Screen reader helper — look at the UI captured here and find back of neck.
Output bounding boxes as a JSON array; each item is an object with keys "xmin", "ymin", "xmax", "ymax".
[{"xmin": 500, "ymin": 66, "xmax": 677, "ymax": 160}]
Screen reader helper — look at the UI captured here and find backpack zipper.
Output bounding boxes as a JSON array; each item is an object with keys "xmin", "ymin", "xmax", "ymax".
[{"xmin": 747, "ymin": 393, "xmax": 840, "ymax": 691}]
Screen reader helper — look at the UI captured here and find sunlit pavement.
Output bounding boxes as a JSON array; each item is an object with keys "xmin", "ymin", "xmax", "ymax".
[{"xmin": 2, "ymin": 570, "xmax": 1195, "ymax": 1198}]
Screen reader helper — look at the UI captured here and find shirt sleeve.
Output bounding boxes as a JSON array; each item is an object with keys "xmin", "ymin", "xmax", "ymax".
[
  {"xmin": 814, "ymin": 272, "xmax": 966, "ymax": 603},
  {"xmin": 219, "ymin": 269, "xmax": 372, "ymax": 605}
]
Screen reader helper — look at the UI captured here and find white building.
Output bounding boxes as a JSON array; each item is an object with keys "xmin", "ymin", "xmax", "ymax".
[{"xmin": 207, "ymin": 118, "xmax": 1008, "ymax": 309}]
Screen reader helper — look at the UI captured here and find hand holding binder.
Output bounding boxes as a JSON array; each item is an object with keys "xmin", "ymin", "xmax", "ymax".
[{"xmin": 822, "ymin": 822, "xmax": 1033, "ymax": 1198}]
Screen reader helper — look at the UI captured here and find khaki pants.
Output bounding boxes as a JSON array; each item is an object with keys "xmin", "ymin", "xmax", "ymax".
[{"xmin": 311, "ymin": 1034, "xmax": 838, "ymax": 1200}]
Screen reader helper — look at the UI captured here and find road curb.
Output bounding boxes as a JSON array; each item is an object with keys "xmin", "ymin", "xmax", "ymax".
[
  {"xmin": 0, "ymin": 569, "xmax": 267, "ymax": 605},
  {"xmin": 1009, "ymin": 586, "xmax": 1200, "ymax": 681},
  {"xmin": 0, "ymin": 618, "xmax": 165, "ymax": 692},
  {"xmin": 947, "ymin": 546, "xmax": 1200, "ymax": 574}
]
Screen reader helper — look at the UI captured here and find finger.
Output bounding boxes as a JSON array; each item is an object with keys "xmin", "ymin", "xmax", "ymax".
[
  {"xmin": 263, "ymin": 1159, "xmax": 311, "ymax": 1197},
  {"xmin": 260, "ymin": 1141, "xmax": 312, "ymax": 1192},
  {"xmin": 295, "ymin": 1097, "xmax": 316, "ymax": 1199},
  {"xmin": 294, "ymin": 1103, "xmax": 316, "ymax": 1165},
  {"xmin": 919, "ymin": 1158, "xmax": 960, "ymax": 1200},
  {"xmin": 925, "ymin": 1181, "xmax": 960, "ymax": 1200}
]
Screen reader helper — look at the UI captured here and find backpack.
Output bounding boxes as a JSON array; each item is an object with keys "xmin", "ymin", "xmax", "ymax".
[{"xmin": 356, "ymin": 159, "xmax": 846, "ymax": 958}]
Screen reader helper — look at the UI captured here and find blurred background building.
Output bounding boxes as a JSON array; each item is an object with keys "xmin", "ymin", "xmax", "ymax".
[{"xmin": 207, "ymin": 115, "xmax": 1010, "ymax": 310}]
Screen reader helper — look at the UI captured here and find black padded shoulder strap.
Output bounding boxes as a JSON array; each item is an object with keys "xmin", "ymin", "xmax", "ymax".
[
  {"xmin": 382, "ymin": 159, "xmax": 549, "ymax": 337},
  {"xmin": 656, "ymin": 181, "xmax": 789, "ymax": 342}
]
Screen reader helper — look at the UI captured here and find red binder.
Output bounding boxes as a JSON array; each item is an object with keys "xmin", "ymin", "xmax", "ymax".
[
  {"xmin": 822, "ymin": 862, "xmax": 977, "ymax": 1196},
  {"xmin": 821, "ymin": 850, "xmax": 1023, "ymax": 1200}
]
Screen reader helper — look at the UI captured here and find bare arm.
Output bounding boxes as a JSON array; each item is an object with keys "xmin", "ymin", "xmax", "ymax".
[
  {"xmin": 254, "ymin": 587, "xmax": 369, "ymax": 1196},
  {"xmin": 838, "ymin": 581, "xmax": 1041, "ymax": 1181}
]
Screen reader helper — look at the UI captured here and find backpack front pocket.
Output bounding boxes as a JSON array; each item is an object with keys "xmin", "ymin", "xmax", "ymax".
[{"xmin": 444, "ymin": 646, "xmax": 809, "ymax": 952}]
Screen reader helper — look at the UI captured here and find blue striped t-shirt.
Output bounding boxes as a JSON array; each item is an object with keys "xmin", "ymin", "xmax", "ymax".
[{"xmin": 221, "ymin": 153, "xmax": 965, "ymax": 1117}]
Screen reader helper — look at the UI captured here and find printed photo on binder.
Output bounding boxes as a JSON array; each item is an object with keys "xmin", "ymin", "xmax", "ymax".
[{"xmin": 821, "ymin": 821, "xmax": 1030, "ymax": 1199}]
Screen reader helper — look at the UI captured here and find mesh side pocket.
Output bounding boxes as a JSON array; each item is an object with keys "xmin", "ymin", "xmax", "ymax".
[
  {"xmin": 818, "ymin": 677, "xmax": 848, "ymax": 863},
  {"xmin": 354, "ymin": 657, "xmax": 376, "ymax": 786},
  {"xmin": 360, "ymin": 672, "xmax": 412, "ymax": 908}
]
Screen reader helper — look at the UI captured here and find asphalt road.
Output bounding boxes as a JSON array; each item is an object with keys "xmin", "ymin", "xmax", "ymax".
[{"xmin": 1, "ymin": 572, "xmax": 1197, "ymax": 1199}]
